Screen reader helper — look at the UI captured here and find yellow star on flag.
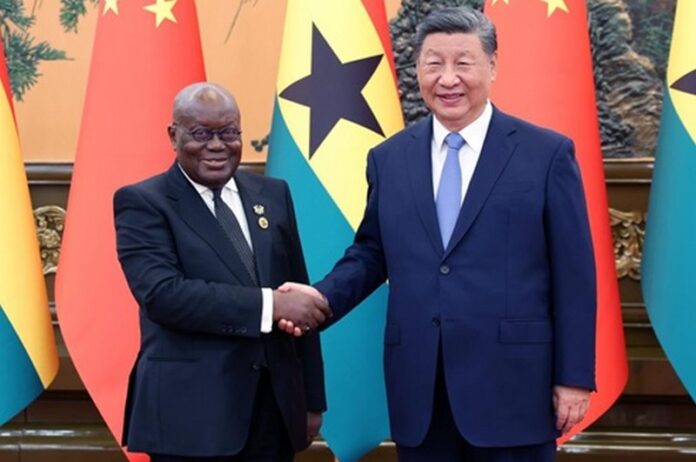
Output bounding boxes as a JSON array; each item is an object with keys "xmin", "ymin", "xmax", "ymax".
[
  {"xmin": 492, "ymin": 0, "xmax": 510, "ymax": 5},
  {"xmin": 540, "ymin": 0, "xmax": 569, "ymax": 17},
  {"xmin": 103, "ymin": 0, "xmax": 118, "ymax": 15},
  {"xmin": 144, "ymin": 0, "xmax": 178, "ymax": 27}
]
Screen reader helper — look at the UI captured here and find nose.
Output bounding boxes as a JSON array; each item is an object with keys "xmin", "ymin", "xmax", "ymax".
[
  {"xmin": 206, "ymin": 133, "xmax": 226, "ymax": 150},
  {"xmin": 438, "ymin": 64, "xmax": 459, "ymax": 87}
]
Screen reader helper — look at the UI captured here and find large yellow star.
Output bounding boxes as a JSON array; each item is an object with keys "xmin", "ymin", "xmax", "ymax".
[
  {"xmin": 103, "ymin": 0, "xmax": 118, "ymax": 15},
  {"xmin": 541, "ymin": 0, "xmax": 569, "ymax": 17},
  {"xmin": 491, "ymin": 0, "xmax": 510, "ymax": 5},
  {"xmin": 144, "ymin": 0, "xmax": 178, "ymax": 27}
]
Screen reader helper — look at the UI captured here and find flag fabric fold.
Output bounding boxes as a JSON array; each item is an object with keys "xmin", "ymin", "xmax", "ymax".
[
  {"xmin": 266, "ymin": 1, "xmax": 403, "ymax": 460},
  {"xmin": 0, "ymin": 42, "xmax": 59, "ymax": 426},
  {"xmin": 485, "ymin": 0, "xmax": 628, "ymax": 443},
  {"xmin": 55, "ymin": 1, "xmax": 205, "ymax": 459},
  {"xmin": 642, "ymin": 0, "xmax": 696, "ymax": 401}
]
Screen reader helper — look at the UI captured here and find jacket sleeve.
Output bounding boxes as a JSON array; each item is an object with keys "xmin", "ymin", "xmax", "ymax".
[
  {"xmin": 314, "ymin": 149, "xmax": 388, "ymax": 324},
  {"xmin": 544, "ymin": 138, "xmax": 597, "ymax": 390},
  {"xmin": 114, "ymin": 185, "xmax": 264, "ymax": 338}
]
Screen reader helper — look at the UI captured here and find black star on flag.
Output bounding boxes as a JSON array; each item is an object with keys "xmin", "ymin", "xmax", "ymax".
[
  {"xmin": 671, "ymin": 69, "xmax": 696, "ymax": 95},
  {"xmin": 279, "ymin": 24, "xmax": 385, "ymax": 158}
]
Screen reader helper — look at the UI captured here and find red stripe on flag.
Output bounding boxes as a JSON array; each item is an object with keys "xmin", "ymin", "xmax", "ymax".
[
  {"xmin": 362, "ymin": 0, "xmax": 398, "ymax": 81},
  {"xmin": 0, "ymin": 42, "xmax": 16, "ymax": 117}
]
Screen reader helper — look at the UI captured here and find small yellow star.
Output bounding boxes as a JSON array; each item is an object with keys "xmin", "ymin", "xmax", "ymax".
[
  {"xmin": 491, "ymin": 0, "xmax": 510, "ymax": 5},
  {"xmin": 144, "ymin": 0, "xmax": 178, "ymax": 27},
  {"xmin": 103, "ymin": 0, "xmax": 119, "ymax": 15},
  {"xmin": 540, "ymin": 0, "xmax": 569, "ymax": 17}
]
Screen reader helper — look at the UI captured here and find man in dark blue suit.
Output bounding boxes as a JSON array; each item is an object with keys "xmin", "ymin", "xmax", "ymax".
[
  {"xmin": 114, "ymin": 83, "xmax": 332, "ymax": 461},
  {"xmin": 280, "ymin": 7, "xmax": 596, "ymax": 462}
]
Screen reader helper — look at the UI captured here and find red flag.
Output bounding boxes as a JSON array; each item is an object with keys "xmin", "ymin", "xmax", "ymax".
[
  {"xmin": 55, "ymin": 1, "xmax": 205, "ymax": 460},
  {"xmin": 485, "ymin": 0, "xmax": 627, "ymax": 443}
]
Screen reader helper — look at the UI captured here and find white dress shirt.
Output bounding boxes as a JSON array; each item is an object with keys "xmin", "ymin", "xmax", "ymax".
[
  {"xmin": 431, "ymin": 100, "xmax": 493, "ymax": 203},
  {"xmin": 178, "ymin": 165, "xmax": 273, "ymax": 333}
]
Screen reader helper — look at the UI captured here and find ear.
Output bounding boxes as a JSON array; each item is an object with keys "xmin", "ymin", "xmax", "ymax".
[
  {"xmin": 167, "ymin": 125, "xmax": 177, "ymax": 150},
  {"xmin": 489, "ymin": 52, "xmax": 498, "ymax": 82}
]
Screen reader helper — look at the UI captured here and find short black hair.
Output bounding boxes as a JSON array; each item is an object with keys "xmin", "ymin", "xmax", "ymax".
[{"xmin": 413, "ymin": 7, "xmax": 497, "ymax": 59}]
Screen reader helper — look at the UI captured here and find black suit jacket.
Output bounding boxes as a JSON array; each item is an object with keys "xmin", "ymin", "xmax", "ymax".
[{"xmin": 114, "ymin": 164, "xmax": 326, "ymax": 457}]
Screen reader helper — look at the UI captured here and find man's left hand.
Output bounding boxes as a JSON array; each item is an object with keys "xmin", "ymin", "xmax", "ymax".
[
  {"xmin": 553, "ymin": 385, "xmax": 590, "ymax": 434},
  {"xmin": 307, "ymin": 411, "xmax": 323, "ymax": 443}
]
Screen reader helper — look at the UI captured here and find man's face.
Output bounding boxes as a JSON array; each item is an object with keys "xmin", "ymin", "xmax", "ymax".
[
  {"xmin": 416, "ymin": 32, "xmax": 496, "ymax": 131},
  {"xmin": 169, "ymin": 97, "xmax": 242, "ymax": 189}
]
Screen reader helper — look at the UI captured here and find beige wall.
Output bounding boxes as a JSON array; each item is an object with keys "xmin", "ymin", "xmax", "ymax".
[{"xmin": 16, "ymin": 0, "xmax": 401, "ymax": 163}]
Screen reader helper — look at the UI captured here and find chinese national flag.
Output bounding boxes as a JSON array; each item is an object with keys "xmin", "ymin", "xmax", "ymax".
[
  {"xmin": 55, "ymin": 1, "xmax": 205, "ymax": 460},
  {"xmin": 485, "ymin": 0, "xmax": 627, "ymax": 443}
]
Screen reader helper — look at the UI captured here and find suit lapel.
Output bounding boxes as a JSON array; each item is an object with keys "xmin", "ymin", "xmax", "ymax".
[
  {"xmin": 165, "ymin": 165, "xmax": 256, "ymax": 286},
  {"xmin": 444, "ymin": 108, "xmax": 518, "ymax": 259},
  {"xmin": 235, "ymin": 172, "xmax": 272, "ymax": 287},
  {"xmin": 407, "ymin": 116, "xmax": 445, "ymax": 255}
]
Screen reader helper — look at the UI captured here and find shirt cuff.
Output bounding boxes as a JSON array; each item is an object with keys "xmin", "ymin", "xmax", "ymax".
[{"xmin": 260, "ymin": 288, "xmax": 273, "ymax": 333}]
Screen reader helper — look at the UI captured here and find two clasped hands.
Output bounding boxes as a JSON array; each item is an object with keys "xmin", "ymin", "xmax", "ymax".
[{"xmin": 272, "ymin": 282, "xmax": 330, "ymax": 336}]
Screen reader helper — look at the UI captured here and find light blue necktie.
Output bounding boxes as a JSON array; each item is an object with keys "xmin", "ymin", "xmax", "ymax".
[{"xmin": 436, "ymin": 132, "xmax": 465, "ymax": 248}]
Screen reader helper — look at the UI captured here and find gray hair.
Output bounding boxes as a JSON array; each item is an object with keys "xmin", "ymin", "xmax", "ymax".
[
  {"xmin": 172, "ymin": 82, "xmax": 237, "ymax": 121},
  {"xmin": 413, "ymin": 7, "xmax": 497, "ymax": 59}
]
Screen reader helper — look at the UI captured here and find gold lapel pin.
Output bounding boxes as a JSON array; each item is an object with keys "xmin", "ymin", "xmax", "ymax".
[
  {"xmin": 258, "ymin": 217, "xmax": 269, "ymax": 229},
  {"xmin": 253, "ymin": 204, "xmax": 265, "ymax": 215}
]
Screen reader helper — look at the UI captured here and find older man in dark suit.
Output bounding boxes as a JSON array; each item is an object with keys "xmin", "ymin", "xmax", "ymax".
[{"xmin": 114, "ymin": 82, "xmax": 331, "ymax": 461}]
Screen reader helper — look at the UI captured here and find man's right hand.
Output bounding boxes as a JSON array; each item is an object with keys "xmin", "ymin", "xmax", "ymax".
[{"xmin": 272, "ymin": 288, "xmax": 332, "ymax": 332}]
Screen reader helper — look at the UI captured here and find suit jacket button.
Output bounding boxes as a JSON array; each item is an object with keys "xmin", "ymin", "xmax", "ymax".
[
  {"xmin": 439, "ymin": 265, "xmax": 450, "ymax": 275},
  {"xmin": 235, "ymin": 327, "xmax": 248, "ymax": 334},
  {"xmin": 251, "ymin": 363, "xmax": 261, "ymax": 371},
  {"xmin": 432, "ymin": 317, "xmax": 441, "ymax": 327}
]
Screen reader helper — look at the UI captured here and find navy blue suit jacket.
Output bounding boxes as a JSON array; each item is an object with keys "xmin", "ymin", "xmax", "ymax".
[
  {"xmin": 114, "ymin": 165, "xmax": 326, "ymax": 457},
  {"xmin": 315, "ymin": 108, "xmax": 596, "ymax": 447}
]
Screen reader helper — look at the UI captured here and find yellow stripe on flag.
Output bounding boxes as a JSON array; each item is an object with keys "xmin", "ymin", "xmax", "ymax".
[
  {"xmin": 668, "ymin": 0, "xmax": 696, "ymax": 141},
  {"xmin": 277, "ymin": 0, "xmax": 402, "ymax": 229},
  {"xmin": 0, "ymin": 84, "xmax": 58, "ymax": 387}
]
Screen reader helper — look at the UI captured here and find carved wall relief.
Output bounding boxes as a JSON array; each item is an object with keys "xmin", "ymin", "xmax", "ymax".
[
  {"xmin": 34, "ymin": 205, "xmax": 66, "ymax": 276},
  {"xmin": 610, "ymin": 208, "xmax": 645, "ymax": 280}
]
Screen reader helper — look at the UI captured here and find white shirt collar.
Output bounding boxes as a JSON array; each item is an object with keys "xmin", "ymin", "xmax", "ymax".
[
  {"xmin": 177, "ymin": 163, "xmax": 239, "ymax": 196},
  {"xmin": 432, "ymin": 100, "xmax": 493, "ymax": 155}
]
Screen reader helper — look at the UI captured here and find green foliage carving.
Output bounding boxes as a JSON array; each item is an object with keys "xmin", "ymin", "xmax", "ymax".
[
  {"xmin": 0, "ymin": 0, "xmax": 98, "ymax": 100},
  {"xmin": 60, "ymin": 0, "xmax": 99, "ymax": 33}
]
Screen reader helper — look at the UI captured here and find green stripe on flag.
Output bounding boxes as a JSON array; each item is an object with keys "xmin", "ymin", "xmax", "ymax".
[
  {"xmin": 267, "ymin": 102, "xmax": 390, "ymax": 462},
  {"xmin": 0, "ymin": 306, "xmax": 44, "ymax": 424},
  {"xmin": 642, "ymin": 88, "xmax": 696, "ymax": 399}
]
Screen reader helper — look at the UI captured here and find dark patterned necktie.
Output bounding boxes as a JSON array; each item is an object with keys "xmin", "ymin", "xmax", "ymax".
[{"xmin": 211, "ymin": 188, "xmax": 258, "ymax": 284}]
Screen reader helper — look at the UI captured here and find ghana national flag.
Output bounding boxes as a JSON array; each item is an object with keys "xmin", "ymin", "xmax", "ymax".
[
  {"xmin": 0, "ymin": 36, "xmax": 58, "ymax": 425},
  {"xmin": 266, "ymin": 1, "xmax": 403, "ymax": 460},
  {"xmin": 642, "ymin": 0, "xmax": 696, "ymax": 401}
]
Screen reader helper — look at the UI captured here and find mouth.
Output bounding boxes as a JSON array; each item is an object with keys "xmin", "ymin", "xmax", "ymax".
[
  {"xmin": 437, "ymin": 93, "xmax": 465, "ymax": 104},
  {"xmin": 200, "ymin": 158, "xmax": 230, "ymax": 169}
]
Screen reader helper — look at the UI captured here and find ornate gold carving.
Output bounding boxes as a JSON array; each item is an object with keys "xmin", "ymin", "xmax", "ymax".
[
  {"xmin": 610, "ymin": 208, "xmax": 645, "ymax": 280},
  {"xmin": 34, "ymin": 205, "xmax": 66, "ymax": 275}
]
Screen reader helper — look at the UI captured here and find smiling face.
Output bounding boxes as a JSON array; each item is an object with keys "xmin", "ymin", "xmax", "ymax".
[
  {"xmin": 416, "ymin": 32, "xmax": 496, "ymax": 132},
  {"xmin": 168, "ymin": 86, "xmax": 242, "ymax": 189}
]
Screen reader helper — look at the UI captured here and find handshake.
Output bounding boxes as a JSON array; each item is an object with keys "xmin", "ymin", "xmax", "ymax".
[{"xmin": 272, "ymin": 282, "xmax": 332, "ymax": 336}]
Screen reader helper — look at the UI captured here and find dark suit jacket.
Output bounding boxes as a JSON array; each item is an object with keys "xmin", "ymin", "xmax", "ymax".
[
  {"xmin": 315, "ymin": 108, "xmax": 596, "ymax": 448},
  {"xmin": 114, "ymin": 164, "xmax": 326, "ymax": 457}
]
